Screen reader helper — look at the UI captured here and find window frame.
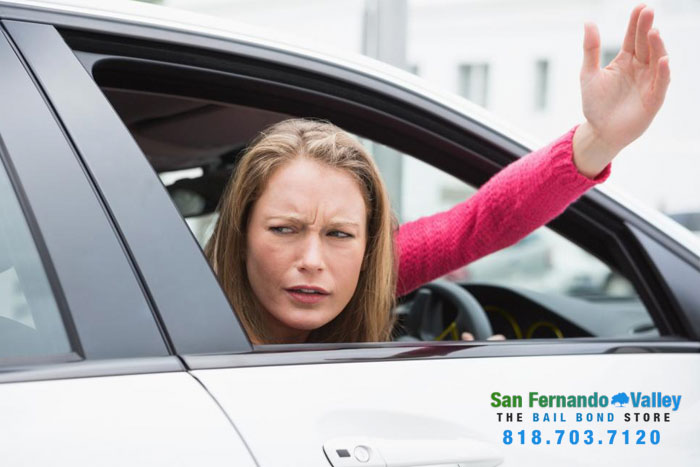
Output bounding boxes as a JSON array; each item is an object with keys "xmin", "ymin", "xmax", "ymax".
[
  {"xmin": 5, "ymin": 20, "xmax": 252, "ymax": 357},
  {"xmin": 77, "ymin": 32, "xmax": 698, "ymax": 338},
  {"xmin": 0, "ymin": 22, "xmax": 173, "ymax": 376},
  {"xmin": 4, "ymin": 14, "xmax": 697, "ymax": 366}
]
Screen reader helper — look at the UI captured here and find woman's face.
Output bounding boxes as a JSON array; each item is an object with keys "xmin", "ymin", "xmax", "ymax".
[{"xmin": 245, "ymin": 157, "xmax": 367, "ymax": 343}]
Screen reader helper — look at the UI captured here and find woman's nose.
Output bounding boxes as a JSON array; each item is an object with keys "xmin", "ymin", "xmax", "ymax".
[{"xmin": 297, "ymin": 235, "xmax": 325, "ymax": 272}]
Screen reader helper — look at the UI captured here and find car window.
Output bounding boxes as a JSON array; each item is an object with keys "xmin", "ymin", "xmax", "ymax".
[
  {"xmin": 383, "ymin": 144, "xmax": 654, "ymax": 340},
  {"xmin": 158, "ymin": 168, "xmax": 219, "ymax": 246},
  {"xmin": 397, "ymin": 149, "xmax": 638, "ymax": 301},
  {"xmin": 98, "ymin": 86, "xmax": 655, "ymax": 342},
  {"xmin": 0, "ymin": 156, "xmax": 72, "ymax": 361}
]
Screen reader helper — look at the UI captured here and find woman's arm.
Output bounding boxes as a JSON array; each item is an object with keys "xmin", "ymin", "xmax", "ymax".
[
  {"xmin": 395, "ymin": 4, "xmax": 669, "ymax": 297},
  {"xmin": 395, "ymin": 127, "xmax": 607, "ymax": 296}
]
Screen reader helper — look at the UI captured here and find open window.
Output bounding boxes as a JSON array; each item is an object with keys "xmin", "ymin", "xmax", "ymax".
[
  {"xmin": 44, "ymin": 15, "xmax": 681, "ymax": 348},
  {"xmin": 91, "ymin": 71, "xmax": 657, "ymax": 344}
]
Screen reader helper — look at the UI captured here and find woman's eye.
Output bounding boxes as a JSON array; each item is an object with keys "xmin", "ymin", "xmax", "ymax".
[
  {"xmin": 270, "ymin": 226, "xmax": 294, "ymax": 234},
  {"xmin": 328, "ymin": 230, "xmax": 353, "ymax": 239}
]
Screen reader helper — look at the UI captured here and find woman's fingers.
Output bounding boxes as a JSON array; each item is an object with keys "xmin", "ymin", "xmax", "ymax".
[
  {"xmin": 651, "ymin": 56, "xmax": 671, "ymax": 110},
  {"xmin": 581, "ymin": 22, "xmax": 600, "ymax": 80},
  {"xmin": 648, "ymin": 28, "xmax": 667, "ymax": 69},
  {"xmin": 622, "ymin": 4, "xmax": 645, "ymax": 55},
  {"xmin": 647, "ymin": 28, "xmax": 670, "ymax": 111},
  {"xmin": 635, "ymin": 6, "xmax": 655, "ymax": 64}
]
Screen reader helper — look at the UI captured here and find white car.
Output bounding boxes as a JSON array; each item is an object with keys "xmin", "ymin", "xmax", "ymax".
[{"xmin": 0, "ymin": 1, "xmax": 698, "ymax": 466}]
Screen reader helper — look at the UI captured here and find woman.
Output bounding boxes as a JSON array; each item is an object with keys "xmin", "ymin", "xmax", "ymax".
[{"xmin": 205, "ymin": 5, "xmax": 669, "ymax": 344}]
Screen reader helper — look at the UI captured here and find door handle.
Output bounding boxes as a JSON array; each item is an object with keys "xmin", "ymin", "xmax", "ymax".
[{"xmin": 324, "ymin": 436, "xmax": 503, "ymax": 467}]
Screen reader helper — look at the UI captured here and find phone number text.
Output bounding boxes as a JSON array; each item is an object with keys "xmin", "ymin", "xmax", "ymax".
[{"xmin": 502, "ymin": 429, "xmax": 660, "ymax": 445}]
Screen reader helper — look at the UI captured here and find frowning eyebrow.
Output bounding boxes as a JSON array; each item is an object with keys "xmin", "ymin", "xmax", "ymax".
[{"xmin": 266, "ymin": 215, "xmax": 360, "ymax": 228}]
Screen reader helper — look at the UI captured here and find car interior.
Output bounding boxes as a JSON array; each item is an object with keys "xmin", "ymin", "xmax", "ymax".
[{"xmin": 97, "ymin": 84, "xmax": 658, "ymax": 343}]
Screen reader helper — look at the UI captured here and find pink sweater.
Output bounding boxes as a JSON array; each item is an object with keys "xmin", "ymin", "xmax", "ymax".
[{"xmin": 395, "ymin": 126, "xmax": 610, "ymax": 296}]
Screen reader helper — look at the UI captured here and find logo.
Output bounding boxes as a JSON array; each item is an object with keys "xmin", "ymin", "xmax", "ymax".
[
  {"xmin": 491, "ymin": 390, "xmax": 684, "ymax": 446},
  {"xmin": 611, "ymin": 392, "xmax": 629, "ymax": 407}
]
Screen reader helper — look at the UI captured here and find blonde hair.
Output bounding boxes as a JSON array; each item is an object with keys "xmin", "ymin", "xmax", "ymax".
[{"xmin": 204, "ymin": 118, "xmax": 397, "ymax": 343}]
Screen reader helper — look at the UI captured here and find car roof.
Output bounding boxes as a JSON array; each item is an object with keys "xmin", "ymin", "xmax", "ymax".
[{"xmin": 1, "ymin": 0, "xmax": 698, "ymax": 259}]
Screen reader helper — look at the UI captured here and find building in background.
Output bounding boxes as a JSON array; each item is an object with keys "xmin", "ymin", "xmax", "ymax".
[{"xmin": 163, "ymin": 0, "xmax": 700, "ymax": 222}]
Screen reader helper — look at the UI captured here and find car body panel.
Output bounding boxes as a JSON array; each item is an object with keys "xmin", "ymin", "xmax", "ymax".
[
  {"xmin": 0, "ymin": 368, "xmax": 257, "ymax": 466},
  {"xmin": 193, "ymin": 353, "xmax": 700, "ymax": 466}
]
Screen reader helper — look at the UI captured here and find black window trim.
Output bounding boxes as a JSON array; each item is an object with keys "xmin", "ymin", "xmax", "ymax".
[
  {"xmin": 0, "ymin": 22, "xmax": 170, "ymax": 365},
  {"xmin": 0, "ymin": 29, "xmax": 82, "ymax": 365},
  {"xmin": 0, "ymin": 137, "xmax": 83, "ymax": 368},
  {"xmin": 5, "ymin": 19, "xmax": 252, "ymax": 356},
  {"xmin": 184, "ymin": 339, "xmax": 700, "ymax": 371}
]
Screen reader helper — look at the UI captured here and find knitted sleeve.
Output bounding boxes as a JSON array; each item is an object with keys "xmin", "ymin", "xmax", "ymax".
[{"xmin": 395, "ymin": 125, "xmax": 611, "ymax": 297}]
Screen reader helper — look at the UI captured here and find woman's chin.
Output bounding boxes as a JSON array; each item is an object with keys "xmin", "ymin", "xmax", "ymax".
[{"xmin": 274, "ymin": 306, "xmax": 339, "ymax": 332}]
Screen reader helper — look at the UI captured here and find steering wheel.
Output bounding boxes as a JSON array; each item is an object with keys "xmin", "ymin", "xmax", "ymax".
[{"xmin": 399, "ymin": 279, "xmax": 493, "ymax": 341}]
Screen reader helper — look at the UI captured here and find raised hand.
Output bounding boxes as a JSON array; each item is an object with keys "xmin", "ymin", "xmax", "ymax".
[{"xmin": 572, "ymin": 4, "xmax": 670, "ymax": 178}]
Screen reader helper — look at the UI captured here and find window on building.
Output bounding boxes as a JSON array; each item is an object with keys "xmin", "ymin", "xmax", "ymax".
[
  {"xmin": 534, "ymin": 59, "xmax": 549, "ymax": 111},
  {"xmin": 458, "ymin": 63, "xmax": 489, "ymax": 108}
]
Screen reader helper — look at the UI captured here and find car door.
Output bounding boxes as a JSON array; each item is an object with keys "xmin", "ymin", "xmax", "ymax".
[
  {"xmin": 5, "ymin": 6, "xmax": 699, "ymax": 466},
  {"xmin": 0, "ymin": 20, "xmax": 255, "ymax": 467}
]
